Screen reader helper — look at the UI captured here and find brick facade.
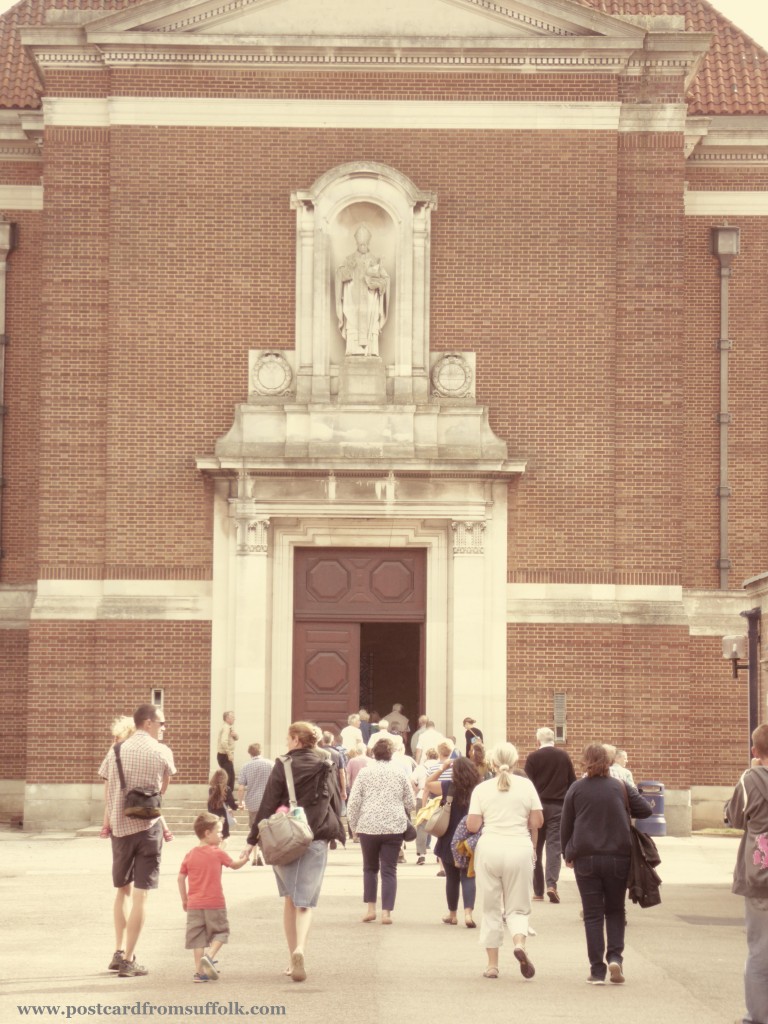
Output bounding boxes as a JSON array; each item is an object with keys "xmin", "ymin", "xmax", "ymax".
[{"xmin": 0, "ymin": 3, "xmax": 765, "ymax": 829}]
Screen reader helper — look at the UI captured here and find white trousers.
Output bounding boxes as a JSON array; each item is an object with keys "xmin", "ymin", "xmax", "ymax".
[{"xmin": 474, "ymin": 834, "xmax": 535, "ymax": 948}]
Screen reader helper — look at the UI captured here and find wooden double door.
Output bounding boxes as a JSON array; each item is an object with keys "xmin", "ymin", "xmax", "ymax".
[{"xmin": 292, "ymin": 548, "xmax": 426, "ymax": 738}]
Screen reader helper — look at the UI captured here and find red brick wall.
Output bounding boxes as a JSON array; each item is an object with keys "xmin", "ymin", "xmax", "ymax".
[
  {"xmin": 507, "ymin": 624, "xmax": 751, "ymax": 788},
  {"xmin": 0, "ymin": 631, "xmax": 29, "ymax": 779},
  {"xmin": 0, "ymin": 208, "xmax": 42, "ymax": 585},
  {"xmin": 25, "ymin": 620, "xmax": 212, "ymax": 785}
]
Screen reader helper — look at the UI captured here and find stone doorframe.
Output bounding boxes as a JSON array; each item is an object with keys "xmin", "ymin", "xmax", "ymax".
[{"xmin": 205, "ymin": 472, "xmax": 513, "ymax": 760}]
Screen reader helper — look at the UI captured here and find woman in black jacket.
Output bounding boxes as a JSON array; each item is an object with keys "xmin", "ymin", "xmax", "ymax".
[
  {"xmin": 560, "ymin": 743, "xmax": 652, "ymax": 985},
  {"xmin": 244, "ymin": 721, "xmax": 344, "ymax": 984}
]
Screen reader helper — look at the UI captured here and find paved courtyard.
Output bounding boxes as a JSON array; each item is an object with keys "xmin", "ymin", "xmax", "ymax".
[{"xmin": 0, "ymin": 829, "xmax": 747, "ymax": 1024}]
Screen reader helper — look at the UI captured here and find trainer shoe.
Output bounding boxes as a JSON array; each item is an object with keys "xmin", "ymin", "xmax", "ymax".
[
  {"xmin": 608, "ymin": 962, "xmax": 625, "ymax": 984},
  {"xmin": 586, "ymin": 975, "xmax": 606, "ymax": 985},
  {"xmin": 200, "ymin": 955, "xmax": 219, "ymax": 980},
  {"xmin": 416, "ymin": 855, "xmax": 425, "ymax": 865},
  {"xmin": 108, "ymin": 950, "xmax": 125, "ymax": 971},
  {"xmin": 118, "ymin": 957, "xmax": 148, "ymax": 978}
]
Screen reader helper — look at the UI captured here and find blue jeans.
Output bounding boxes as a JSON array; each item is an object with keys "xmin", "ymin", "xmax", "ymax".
[
  {"xmin": 574, "ymin": 854, "xmax": 630, "ymax": 980},
  {"xmin": 443, "ymin": 857, "xmax": 476, "ymax": 912}
]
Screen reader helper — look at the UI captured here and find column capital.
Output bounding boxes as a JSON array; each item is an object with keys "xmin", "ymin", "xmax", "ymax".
[{"xmin": 451, "ymin": 520, "xmax": 485, "ymax": 555}]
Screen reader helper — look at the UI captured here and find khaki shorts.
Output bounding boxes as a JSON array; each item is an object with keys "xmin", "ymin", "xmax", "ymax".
[{"xmin": 185, "ymin": 907, "xmax": 230, "ymax": 949}]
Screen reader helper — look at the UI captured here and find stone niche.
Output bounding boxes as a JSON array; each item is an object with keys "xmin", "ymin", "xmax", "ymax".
[{"xmin": 213, "ymin": 160, "xmax": 508, "ymax": 466}]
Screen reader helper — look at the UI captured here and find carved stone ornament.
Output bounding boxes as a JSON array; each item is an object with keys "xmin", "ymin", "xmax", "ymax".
[
  {"xmin": 251, "ymin": 352, "xmax": 294, "ymax": 397},
  {"xmin": 452, "ymin": 520, "xmax": 485, "ymax": 555},
  {"xmin": 431, "ymin": 353, "xmax": 474, "ymax": 399},
  {"xmin": 235, "ymin": 517, "xmax": 270, "ymax": 556}
]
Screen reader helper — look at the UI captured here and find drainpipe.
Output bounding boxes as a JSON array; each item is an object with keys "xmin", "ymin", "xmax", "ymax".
[
  {"xmin": 711, "ymin": 225, "xmax": 740, "ymax": 591},
  {"xmin": 0, "ymin": 219, "xmax": 17, "ymax": 560}
]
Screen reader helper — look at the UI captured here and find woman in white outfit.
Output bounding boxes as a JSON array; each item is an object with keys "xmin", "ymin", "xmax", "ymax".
[{"xmin": 466, "ymin": 743, "xmax": 543, "ymax": 980}]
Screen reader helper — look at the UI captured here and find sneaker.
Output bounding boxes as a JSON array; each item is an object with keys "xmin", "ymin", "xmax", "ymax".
[
  {"xmin": 193, "ymin": 973, "xmax": 208, "ymax": 983},
  {"xmin": 546, "ymin": 886, "xmax": 560, "ymax": 904},
  {"xmin": 586, "ymin": 975, "xmax": 606, "ymax": 985},
  {"xmin": 416, "ymin": 855, "xmax": 425, "ymax": 865},
  {"xmin": 118, "ymin": 958, "xmax": 148, "ymax": 978},
  {"xmin": 608, "ymin": 962, "xmax": 625, "ymax": 984},
  {"xmin": 108, "ymin": 950, "xmax": 125, "ymax": 971},
  {"xmin": 200, "ymin": 954, "xmax": 219, "ymax": 980}
]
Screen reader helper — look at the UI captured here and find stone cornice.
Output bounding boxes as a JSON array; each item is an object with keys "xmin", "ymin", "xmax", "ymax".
[
  {"xmin": 686, "ymin": 114, "xmax": 768, "ymax": 166},
  {"xmin": 20, "ymin": 25, "xmax": 711, "ymax": 78}
]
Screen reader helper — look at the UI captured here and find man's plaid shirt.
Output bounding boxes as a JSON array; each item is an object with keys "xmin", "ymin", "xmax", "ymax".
[
  {"xmin": 99, "ymin": 730, "xmax": 176, "ymax": 837},
  {"xmin": 236, "ymin": 756, "xmax": 275, "ymax": 812}
]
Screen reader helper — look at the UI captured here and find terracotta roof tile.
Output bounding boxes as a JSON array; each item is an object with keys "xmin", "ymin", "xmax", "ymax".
[
  {"xmin": 577, "ymin": 0, "xmax": 768, "ymax": 113},
  {"xmin": 0, "ymin": 0, "xmax": 766, "ymax": 114}
]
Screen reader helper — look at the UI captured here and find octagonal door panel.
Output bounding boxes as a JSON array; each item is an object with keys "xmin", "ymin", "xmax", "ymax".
[{"xmin": 293, "ymin": 622, "xmax": 360, "ymax": 738}]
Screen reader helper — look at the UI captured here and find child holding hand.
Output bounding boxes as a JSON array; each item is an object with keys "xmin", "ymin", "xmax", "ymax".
[{"xmin": 178, "ymin": 812, "xmax": 248, "ymax": 982}]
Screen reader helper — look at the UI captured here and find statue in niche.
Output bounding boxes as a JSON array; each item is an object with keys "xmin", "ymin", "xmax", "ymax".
[{"xmin": 335, "ymin": 224, "xmax": 390, "ymax": 356}]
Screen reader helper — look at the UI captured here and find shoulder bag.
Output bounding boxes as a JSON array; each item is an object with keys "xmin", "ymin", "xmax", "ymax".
[
  {"xmin": 425, "ymin": 790, "xmax": 453, "ymax": 837},
  {"xmin": 258, "ymin": 755, "xmax": 314, "ymax": 865},
  {"xmin": 114, "ymin": 742, "xmax": 162, "ymax": 819}
]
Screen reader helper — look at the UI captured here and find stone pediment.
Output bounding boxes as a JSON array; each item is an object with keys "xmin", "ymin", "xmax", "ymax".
[
  {"xmin": 85, "ymin": 0, "xmax": 645, "ymax": 40},
  {"xmin": 20, "ymin": 0, "xmax": 715, "ymax": 77}
]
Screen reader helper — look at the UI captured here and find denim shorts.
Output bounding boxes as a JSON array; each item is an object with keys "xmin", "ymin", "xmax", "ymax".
[{"xmin": 273, "ymin": 840, "xmax": 328, "ymax": 908}]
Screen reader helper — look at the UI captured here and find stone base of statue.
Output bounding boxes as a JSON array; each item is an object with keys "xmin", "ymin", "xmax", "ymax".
[{"xmin": 339, "ymin": 354, "xmax": 387, "ymax": 405}]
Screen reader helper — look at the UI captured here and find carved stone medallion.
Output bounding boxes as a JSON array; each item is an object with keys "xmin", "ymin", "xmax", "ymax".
[
  {"xmin": 251, "ymin": 351, "xmax": 294, "ymax": 396},
  {"xmin": 431, "ymin": 353, "xmax": 473, "ymax": 398}
]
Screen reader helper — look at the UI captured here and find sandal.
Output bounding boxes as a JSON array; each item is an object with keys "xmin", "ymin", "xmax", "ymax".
[
  {"xmin": 465, "ymin": 915, "xmax": 476, "ymax": 929},
  {"xmin": 483, "ymin": 967, "xmax": 499, "ymax": 979},
  {"xmin": 514, "ymin": 946, "xmax": 535, "ymax": 980},
  {"xmin": 442, "ymin": 915, "xmax": 458, "ymax": 925}
]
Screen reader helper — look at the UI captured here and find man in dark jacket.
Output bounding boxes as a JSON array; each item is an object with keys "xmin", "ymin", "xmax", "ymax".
[
  {"xmin": 524, "ymin": 727, "xmax": 576, "ymax": 903},
  {"xmin": 726, "ymin": 723, "xmax": 768, "ymax": 1024}
]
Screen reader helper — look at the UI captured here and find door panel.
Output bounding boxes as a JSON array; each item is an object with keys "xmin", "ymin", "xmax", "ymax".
[
  {"xmin": 294, "ymin": 548, "xmax": 426, "ymax": 621},
  {"xmin": 292, "ymin": 622, "xmax": 360, "ymax": 738}
]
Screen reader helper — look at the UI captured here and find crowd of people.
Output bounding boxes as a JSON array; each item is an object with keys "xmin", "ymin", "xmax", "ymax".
[{"xmin": 97, "ymin": 703, "xmax": 768, "ymax": 1024}]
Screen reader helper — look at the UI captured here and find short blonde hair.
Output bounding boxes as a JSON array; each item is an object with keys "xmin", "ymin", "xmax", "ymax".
[{"xmin": 111, "ymin": 715, "xmax": 136, "ymax": 743}]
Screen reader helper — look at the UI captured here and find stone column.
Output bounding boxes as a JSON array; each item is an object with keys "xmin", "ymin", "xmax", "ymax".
[
  {"xmin": 450, "ymin": 520, "xmax": 488, "ymax": 734},
  {"xmin": 228, "ymin": 490, "xmax": 272, "ymax": 756}
]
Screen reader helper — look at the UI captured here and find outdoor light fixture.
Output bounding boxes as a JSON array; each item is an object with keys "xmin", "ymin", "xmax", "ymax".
[
  {"xmin": 723, "ymin": 633, "xmax": 748, "ymax": 678},
  {"xmin": 723, "ymin": 608, "xmax": 762, "ymax": 762},
  {"xmin": 711, "ymin": 224, "xmax": 741, "ymax": 263}
]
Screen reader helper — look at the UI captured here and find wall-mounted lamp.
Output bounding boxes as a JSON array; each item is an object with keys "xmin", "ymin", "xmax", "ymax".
[
  {"xmin": 722, "ymin": 607, "xmax": 762, "ymax": 762},
  {"xmin": 711, "ymin": 224, "xmax": 741, "ymax": 266},
  {"xmin": 722, "ymin": 633, "xmax": 748, "ymax": 679}
]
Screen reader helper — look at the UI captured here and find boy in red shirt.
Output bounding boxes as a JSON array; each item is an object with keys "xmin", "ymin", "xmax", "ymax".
[{"xmin": 178, "ymin": 812, "xmax": 248, "ymax": 982}]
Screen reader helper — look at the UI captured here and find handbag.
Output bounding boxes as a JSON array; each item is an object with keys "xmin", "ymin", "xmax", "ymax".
[
  {"xmin": 114, "ymin": 743, "xmax": 162, "ymax": 819},
  {"xmin": 425, "ymin": 791, "xmax": 453, "ymax": 837},
  {"xmin": 403, "ymin": 819, "xmax": 417, "ymax": 843},
  {"xmin": 258, "ymin": 755, "xmax": 314, "ymax": 866}
]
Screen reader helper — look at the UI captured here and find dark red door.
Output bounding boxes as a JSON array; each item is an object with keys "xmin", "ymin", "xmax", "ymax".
[
  {"xmin": 292, "ymin": 548, "xmax": 426, "ymax": 733},
  {"xmin": 292, "ymin": 622, "xmax": 360, "ymax": 738}
]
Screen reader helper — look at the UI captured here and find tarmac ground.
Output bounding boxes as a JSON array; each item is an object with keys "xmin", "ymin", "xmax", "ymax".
[{"xmin": 0, "ymin": 828, "xmax": 749, "ymax": 1024}]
